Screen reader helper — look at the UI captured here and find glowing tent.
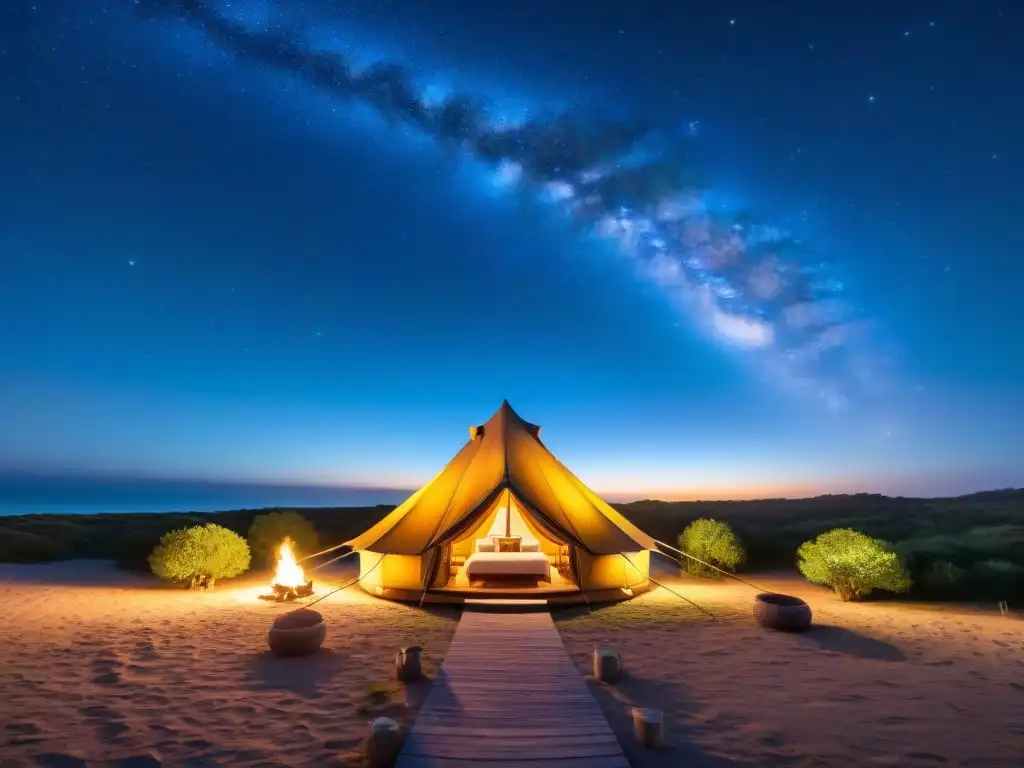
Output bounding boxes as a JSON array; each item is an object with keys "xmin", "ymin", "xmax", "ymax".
[{"xmin": 348, "ymin": 401, "xmax": 656, "ymax": 604}]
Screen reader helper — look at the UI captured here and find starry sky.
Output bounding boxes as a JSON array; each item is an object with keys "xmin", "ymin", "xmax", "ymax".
[{"xmin": 1, "ymin": 0, "xmax": 1022, "ymax": 502}]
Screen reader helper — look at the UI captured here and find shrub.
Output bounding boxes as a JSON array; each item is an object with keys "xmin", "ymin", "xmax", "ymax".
[
  {"xmin": 678, "ymin": 518, "xmax": 745, "ymax": 577},
  {"xmin": 148, "ymin": 523, "xmax": 251, "ymax": 589},
  {"xmin": 247, "ymin": 510, "xmax": 319, "ymax": 568},
  {"xmin": 896, "ymin": 534, "xmax": 961, "ymax": 568},
  {"xmin": 797, "ymin": 528, "xmax": 912, "ymax": 601},
  {"xmin": 921, "ymin": 559, "xmax": 965, "ymax": 589},
  {"xmin": 966, "ymin": 559, "xmax": 1024, "ymax": 599},
  {"xmin": 898, "ymin": 525, "xmax": 1024, "ymax": 568},
  {"xmin": 0, "ymin": 527, "xmax": 70, "ymax": 563}
]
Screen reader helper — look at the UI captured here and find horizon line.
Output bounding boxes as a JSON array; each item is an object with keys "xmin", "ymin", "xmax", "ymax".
[{"xmin": 0, "ymin": 467, "xmax": 1019, "ymax": 504}]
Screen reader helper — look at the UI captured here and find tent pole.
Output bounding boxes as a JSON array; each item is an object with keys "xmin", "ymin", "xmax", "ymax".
[
  {"xmin": 417, "ymin": 547, "xmax": 442, "ymax": 609},
  {"xmin": 571, "ymin": 548, "xmax": 592, "ymax": 614}
]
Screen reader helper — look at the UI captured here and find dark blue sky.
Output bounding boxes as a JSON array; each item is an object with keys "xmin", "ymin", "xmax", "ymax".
[{"xmin": 1, "ymin": 0, "xmax": 1021, "ymax": 500}]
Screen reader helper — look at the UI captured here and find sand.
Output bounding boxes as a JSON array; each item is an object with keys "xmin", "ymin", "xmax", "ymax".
[
  {"xmin": 0, "ymin": 560, "xmax": 458, "ymax": 767},
  {"xmin": 555, "ymin": 570, "xmax": 1024, "ymax": 767},
  {"xmin": 2, "ymin": 561, "xmax": 1022, "ymax": 767}
]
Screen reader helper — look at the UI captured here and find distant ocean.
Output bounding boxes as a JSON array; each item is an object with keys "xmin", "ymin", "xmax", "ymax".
[{"xmin": 0, "ymin": 475, "xmax": 411, "ymax": 516}]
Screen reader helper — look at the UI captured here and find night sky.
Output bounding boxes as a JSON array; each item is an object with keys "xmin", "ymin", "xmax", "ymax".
[{"xmin": 2, "ymin": 0, "xmax": 1022, "ymax": 501}]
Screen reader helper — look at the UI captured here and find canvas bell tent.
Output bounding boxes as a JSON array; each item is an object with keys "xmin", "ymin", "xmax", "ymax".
[{"xmin": 346, "ymin": 401, "xmax": 656, "ymax": 605}]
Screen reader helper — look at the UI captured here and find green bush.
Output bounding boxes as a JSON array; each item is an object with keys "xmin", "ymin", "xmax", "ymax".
[
  {"xmin": 797, "ymin": 528, "xmax": 912, "ymax": 601},
  {"xmin": 898, "ymin": 525, "xmax": 1024, "ymax": 567},
  {"xmin": 0, "ymin": 527, "xmax": 70, "ymax": 562},
  {"xmin": 148, "ymin": 523, "xmax": 251, "ymax": 589},
  {"xmin": 247, "ymin": 510, "xmax": 319, "ymax": 568},
  {"xmin": 920, "ymin": 559, "xmax": 965, "ymax": 594},
  {"xmin": 966, "ymin": 559, "xmax": 1024, "ymax": 599},
  {"xmin": 678, "ymin": 518, "xmax": 745, "ymax": 577}
]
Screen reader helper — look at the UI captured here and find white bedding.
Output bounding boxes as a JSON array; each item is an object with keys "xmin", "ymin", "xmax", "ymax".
[{"xmin": 465, "ymin": 551, "xmax": 550, "ymax": 579}]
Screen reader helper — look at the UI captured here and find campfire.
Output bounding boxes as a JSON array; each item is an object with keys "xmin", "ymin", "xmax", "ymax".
[{"xmin": 259, "ymin": 538, "xmax": 314, "ymax": 602}]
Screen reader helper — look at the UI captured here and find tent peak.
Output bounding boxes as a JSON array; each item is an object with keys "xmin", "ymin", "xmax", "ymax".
[
  {"xmin": 492, "ymin": 399, "xmax": 527, "ymax": 423},
  {"xmin": 469, "ymin": 400, "xmax": 541, "ymax": 441}
]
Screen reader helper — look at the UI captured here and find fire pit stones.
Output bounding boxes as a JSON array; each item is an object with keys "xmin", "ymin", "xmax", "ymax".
[{"xmin": 268, "ymin": 608, "xmax": 327, "ymax": 656}]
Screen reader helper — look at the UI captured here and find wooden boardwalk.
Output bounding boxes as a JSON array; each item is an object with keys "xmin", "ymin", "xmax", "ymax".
[{"xmin": 395, "ymin": 609, "xmax": 629, "ymax": 767}]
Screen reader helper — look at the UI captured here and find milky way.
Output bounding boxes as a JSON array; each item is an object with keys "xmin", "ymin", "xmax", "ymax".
[{"xmin": 139, "ymin": 0, "xmax": 879, "ymax": 412}]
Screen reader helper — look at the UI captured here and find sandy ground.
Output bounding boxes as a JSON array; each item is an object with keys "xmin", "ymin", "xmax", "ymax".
[
  {"xmin": 0, "ymin": 560, "xmax": 458, "ymax": 768},
  {"xmin": 555, "ymin": 568, "xmax": 1024, "ymax": 767},
  {"xmin": 2, "ymin": 561, "xmax": 1022, "ymax": 767}
]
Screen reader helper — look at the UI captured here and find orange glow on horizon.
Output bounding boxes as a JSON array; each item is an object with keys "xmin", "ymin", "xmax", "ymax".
[
  {"xmin": 595, "ymin": 482, "xmax": 834, "ymax": 503},
  {"xmin": 224, "ymin": 456, "xmax": 890, "ymax": 504}
]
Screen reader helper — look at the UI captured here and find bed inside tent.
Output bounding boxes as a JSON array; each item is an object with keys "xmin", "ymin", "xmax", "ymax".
[{"xmin": 447, "ymin": 490, "xmax": 571, "ymax": 590}]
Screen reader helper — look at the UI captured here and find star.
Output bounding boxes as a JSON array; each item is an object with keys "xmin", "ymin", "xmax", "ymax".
[
  {"xmin": 728, "ymin": 18, "xmax": 736, "ymax": 26},
  {"xmin": 867, "ymin": 95, "xmax": 876, "ymax": 103},
  {"xmin": 128, "ymin": 259, "xmax": 135, "ymax": 267}
]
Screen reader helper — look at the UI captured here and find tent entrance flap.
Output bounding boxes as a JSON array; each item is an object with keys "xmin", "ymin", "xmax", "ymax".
[
  {"xmin": 447, "ymin": 490, "xmax": 569, "ymax": 557},
  {"xmin": 427, "ymin": 484, "xmax": 508, "ymax": 550}
]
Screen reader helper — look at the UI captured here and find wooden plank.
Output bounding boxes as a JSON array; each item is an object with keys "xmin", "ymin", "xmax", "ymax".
[
  {"xmin": 400, "ymin": 742, "xmax": 623, "ymax": 761},
  {"xmin": 395, "ymin": 756, "xmax": 628, "ymax": 768},
  {"xmin": 395, "ymin": 610, "xmax": 628, "ymax": 767},
  {"xmin": 403, "ymin": 736, "xmax": 621, "ymax": 751},
  {"xmin": 408, "ymin": 729, "xmax": 619, "ymax": 739}
]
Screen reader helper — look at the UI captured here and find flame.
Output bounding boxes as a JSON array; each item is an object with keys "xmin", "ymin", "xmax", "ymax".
[{"xmin": 271, "ymin": 538, "xmax": 306, "ymax": 589}]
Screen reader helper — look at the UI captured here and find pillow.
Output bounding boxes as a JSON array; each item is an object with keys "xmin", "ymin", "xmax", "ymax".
[{"xmin": 496, "ymin": 536, "xmax": 522, "ymax": 553}]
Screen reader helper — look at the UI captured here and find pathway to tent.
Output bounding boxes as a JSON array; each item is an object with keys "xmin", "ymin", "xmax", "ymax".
[{"xmin": 395, "ymin": 606, "xmax": 630, "ymax": 767}]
